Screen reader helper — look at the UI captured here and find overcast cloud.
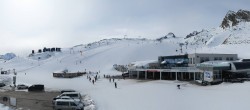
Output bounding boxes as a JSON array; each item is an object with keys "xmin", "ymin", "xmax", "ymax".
[{"xmin": 0, "ymin": 0, "xmax": 250, "ymax": 55}]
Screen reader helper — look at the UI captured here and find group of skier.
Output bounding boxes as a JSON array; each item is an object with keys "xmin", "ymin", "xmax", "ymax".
[{"xmin": 86, "ymin": 72, "xmax": 117, "ymax": 88}]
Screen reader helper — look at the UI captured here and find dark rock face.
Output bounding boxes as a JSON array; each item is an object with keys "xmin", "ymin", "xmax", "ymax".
[
  {"xmin": 166, "ymin": 32, "xmax": 176, "ymax": 38},
  {"xmin": 221, "ymin": 10, "xmax": 250, "ymax": 29},
  {"xmin": 156, "ymin": 32, "xmax": 176, "ymax": 42},
  {"xmin": 185, "ymin": 31, "xmax": 200, "ymax": 39}
]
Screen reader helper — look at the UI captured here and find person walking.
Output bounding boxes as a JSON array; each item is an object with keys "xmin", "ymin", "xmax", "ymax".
[
  {"xmin": 115, "ymin": 82, "xmax": 117, "ymax": 88},
  {"xmin": 92, "ymin": 80, "xmax": 95, "ymax": 84},
  {"xmin": 109, "ymin": 78, "xmax": 111, "ymax": 82},
  {"xmin": 177, "ymin": 85, "xmax": 180, "ymax": 89},
  {"xmin": 113, "ymin": 78, "xmax": 114, "ymax": 82}
]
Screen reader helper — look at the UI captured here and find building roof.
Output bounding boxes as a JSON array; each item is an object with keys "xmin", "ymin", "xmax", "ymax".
[
  {"xmin": 197, "ymin": 61, "xmax": 231, "ymax": 67},
  {"xmin": 190, "ymin": 53, "xmax": 237, "ymax": 55}
]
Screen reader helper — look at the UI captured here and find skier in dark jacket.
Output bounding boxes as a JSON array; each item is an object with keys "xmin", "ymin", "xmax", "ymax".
[
  {"xmin": 177, "ymin": 85, "xmax": 180, "ymax": 89},
  {"xmin": 115, "ymin": 82, "xmax": 117, "ymax": 88}
]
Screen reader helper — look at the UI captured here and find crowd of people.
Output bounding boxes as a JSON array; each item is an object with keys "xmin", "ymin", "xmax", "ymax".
[{"xmin": 86, "ymin": 71, "xmax": 125, "ymax": 89}]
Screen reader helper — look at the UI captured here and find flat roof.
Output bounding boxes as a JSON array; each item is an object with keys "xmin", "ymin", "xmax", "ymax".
[
  {"xmin": 197, "ymin": 61, "xmax": 231, "ymax": 67},
  {"xmin": 189, "ymin": 53, "xmax": 237, "ymax": 55}
]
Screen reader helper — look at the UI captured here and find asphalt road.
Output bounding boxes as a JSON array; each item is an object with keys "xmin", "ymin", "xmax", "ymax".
[{"xmin": 0, "ymin": 90, "xmax": 60, "ymax": 110}]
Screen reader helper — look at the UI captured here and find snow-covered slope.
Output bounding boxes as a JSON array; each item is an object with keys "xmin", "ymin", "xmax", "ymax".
[
  {"xmin": 185, "ymin": 10, "xmax": 250, "ymax": 47},
  {"xmin": 1, "ymin": 9, "xmax": 250, "ymax": 110},
  {"xmin": 185, "ymin": 22, "xmax": 250, "ymax": 47},
  {"xmin": 0, "ymin": 36, "xmax": 250, "ymax": 110}
]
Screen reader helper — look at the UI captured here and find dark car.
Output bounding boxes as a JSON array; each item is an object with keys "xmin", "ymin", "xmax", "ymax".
[
  {"xmin": 0, "ymin": 83, "xmax": 5, "ymax": 87},
  {"xmin": 28, "ymin": 84, "xmax": 44, "ymax": 91}
]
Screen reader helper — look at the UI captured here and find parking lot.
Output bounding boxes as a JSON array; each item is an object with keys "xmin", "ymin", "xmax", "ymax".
[{"xmin": 0, "ymin": 90, "xmax": 60, "ymax": 110}]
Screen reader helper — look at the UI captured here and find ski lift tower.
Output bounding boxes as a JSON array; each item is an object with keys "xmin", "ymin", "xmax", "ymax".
[{"xmin": 179, "ymin": 43, "xmax": 184, "ymax": 54}]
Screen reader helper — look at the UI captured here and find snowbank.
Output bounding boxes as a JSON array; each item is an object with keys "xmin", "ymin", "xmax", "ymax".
[{"xmin": 0, "ymin": 104, "xmax": 13, "ymax": 110}]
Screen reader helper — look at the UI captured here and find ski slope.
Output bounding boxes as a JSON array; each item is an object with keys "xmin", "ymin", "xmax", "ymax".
[{"xmin": 1, "ymin": 38, "xmax": 250, "ymax": 110}]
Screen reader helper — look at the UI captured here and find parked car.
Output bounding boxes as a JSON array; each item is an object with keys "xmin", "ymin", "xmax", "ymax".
[
  {"xmin": 0, "ymin": 83, "xmax": 5, "ymax": 87},
  {"xmin": 53, "ymin": 99, "xmax": 84, "ymax": 110},
  {"xmin": 56, "ymin": 92, "xmax": 82, "ymax": 104},
  {"xmin": 52, "ymin": 96, "xmax": 73, "ymax": 105},
  {"xmin": 57, "ymin": 92, "xmax": 82, "ymax": 100},
  {"xmin": 60, "ymin": 89, "xmax": 76, "ymax": 94},
  {"xmin": 17, "ymin": 84, "xmax": 29, "ymax": 89},
  {"xmin": 28, "ymin": 84, "xmax": 44, "ymax": 91}
]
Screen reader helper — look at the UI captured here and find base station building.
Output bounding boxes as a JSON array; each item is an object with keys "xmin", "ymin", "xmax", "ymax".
[{"xmin": 128, "ymin": 53, "xmax": 250, "ymax": 83}]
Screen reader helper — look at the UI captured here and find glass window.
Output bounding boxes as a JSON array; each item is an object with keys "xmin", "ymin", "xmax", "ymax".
[
  {"xmin": 200, "ymin": 57, "xmax": 205, "ymax": 63},
  {"xmin": 70, "ymin": 102, "xmax": 77, "ymax": 106},
  {"xmin": 205, "ymin": 57, "xmax": 209, "ymax": 61},
  {"xmin": 57, "ymin": 102, "xmax": 69, "ymax": 106},
  {"xmin": 189, "ymin": 58, "xmax": 192, "ymax": 64}
]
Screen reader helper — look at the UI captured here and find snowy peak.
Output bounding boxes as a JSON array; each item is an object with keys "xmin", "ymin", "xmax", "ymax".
[
  {"xmin": 185, "ymin": 9, "xmax": 250, "ymax": 47},
  {"xmin": 166, "ymin": 32, "xmax": 176, "ymax": 38},
  {"xmin": 156, "ymin": 32, "xmax": 176, "ymax": 42},
  {"xmin": 221, "ymin": 9, "xmax": 250, "ymax": 29},
  {"xmin": 185, "ymin": 31, "xmax": 201, "ymax": 39},
  {"xmin": 0, "ymin": 53, "xmax": 16, "ymax": 60}
]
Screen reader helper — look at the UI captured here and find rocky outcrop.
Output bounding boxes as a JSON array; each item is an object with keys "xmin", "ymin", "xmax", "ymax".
[
  {"xmin": 185, "ymin": 31, "xmax": 200, "ymax": 39},
  {"xmin": 221, "ymin": 9, "xmax": 250, "ymax": 29},
  {"xmin": 156, "ymin": 32, "xmax": 176, "ymax": 42}
]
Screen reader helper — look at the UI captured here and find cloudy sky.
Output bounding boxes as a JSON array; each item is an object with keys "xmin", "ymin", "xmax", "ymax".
[{"xmin": 0, "ymin": 0, "xmax": 250, "ymax": 55}]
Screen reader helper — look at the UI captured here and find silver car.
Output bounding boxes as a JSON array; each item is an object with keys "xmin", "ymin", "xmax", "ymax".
[
  {"xmin": 53, "ymin": 99, "xmax": 84, "ymax": 110},
  {"xmin": 17, "ymin": 84, "xmax": 29, "ymax": 89}
]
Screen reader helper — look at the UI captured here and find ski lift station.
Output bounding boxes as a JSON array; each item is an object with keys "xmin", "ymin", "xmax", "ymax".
[{"xmin": 128, "ymin": 53, "xmax": 250, "ymax": 83}]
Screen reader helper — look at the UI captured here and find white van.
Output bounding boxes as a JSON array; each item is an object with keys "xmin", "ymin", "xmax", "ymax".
[
  {"xmin": 56, "ymin": 92, "xmax": 82, "ymax": 104},
  {"xmin": 54, "ymin": 99, "xmax": 84, "ymax": 110},
  {"xmin": 57, "ymin": 92, "xmax": 82, "ymax": 99}
]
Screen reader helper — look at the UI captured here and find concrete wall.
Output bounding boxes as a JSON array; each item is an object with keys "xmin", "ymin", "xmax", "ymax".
[{"xmin": 188, "ymin": 53, "xmax": 238, "ymax": 67}]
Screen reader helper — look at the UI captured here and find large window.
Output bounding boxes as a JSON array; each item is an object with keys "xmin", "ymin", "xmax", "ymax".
[
  {"xmin": 205, "ymin": 57, "xmax": 209, "ymax": 61},
  {"xmin": 57, "ymin": 102, "xmax": 69, "ymax": 106},
  {"xmin": 214, "ymin": 57, "xmax": 222, "ymax": 61},
  {"xmin": 200, "ymin": 57, "xmax": 205, "ymax": 63},
  {"xmin": 189, "ymin": 58, "xmax": 192, "ymax": 64},
  {"xmin": 213, "ymin": 70, "xmax": 222, "ymax": 80}
]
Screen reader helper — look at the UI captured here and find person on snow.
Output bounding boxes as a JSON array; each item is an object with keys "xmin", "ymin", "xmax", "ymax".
[
  {"xmin": 177, "ymin": 85, "xmax": 180, "ymax": 89},
  {"xmin": 115, "ymin": 82, "xmax": 117, "ymax": 88}
]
